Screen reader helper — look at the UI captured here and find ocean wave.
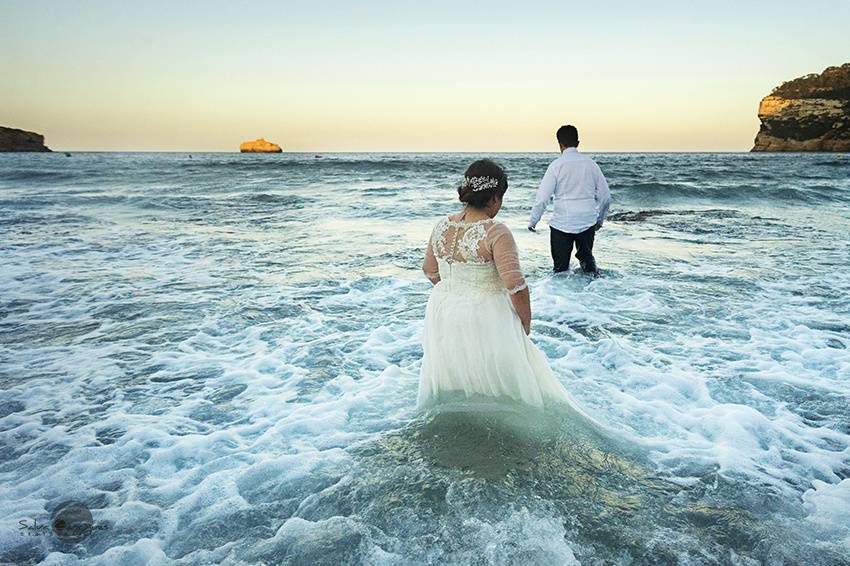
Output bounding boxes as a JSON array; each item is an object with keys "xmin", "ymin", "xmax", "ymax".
[
  {"xmin": 180, "ymin": 156, "xmax": 459, "ymax": 174},
  {"xmin": 0, "ymin": 169, "xmax": 80, "ymax": 182},
  {"xmin": 607, "ymin": 208, "xmax": 741, "ymax": 222},
  {"xmin": 812, "ymin": 158, "xmax": 849, "ymax": 167},
  {"xmin": 247, "ymin": 193, "xmax": 314, "ymax": 206},
  {"xmin": 613, "ymin": 180, "xmax": 849, "ymax": 204}
]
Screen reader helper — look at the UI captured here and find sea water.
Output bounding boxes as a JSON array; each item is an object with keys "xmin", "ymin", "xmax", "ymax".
[{"xmin": 0, "ymin": 152, "xmax": 848, "ymax": 565}]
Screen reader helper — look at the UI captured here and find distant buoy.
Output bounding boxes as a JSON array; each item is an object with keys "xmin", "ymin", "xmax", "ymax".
[
  {"xmin": 64, "ymin": 152, "xmax": 71, "ymax": 157},
  {"xmin": 314, "ymin": 155, "xmax": 322, "ymax": 159}
]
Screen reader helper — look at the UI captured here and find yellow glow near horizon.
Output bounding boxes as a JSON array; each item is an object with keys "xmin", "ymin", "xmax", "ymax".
[{"xmin": 1, "ymin": 74, "xmax": 763, "ymax": 152}]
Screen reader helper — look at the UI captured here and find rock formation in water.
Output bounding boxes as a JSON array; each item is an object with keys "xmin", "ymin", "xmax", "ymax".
[
  {"xmin": 751, "ymin": 63, "xmax": 850, "ymax": 152},
  {"xmin": 239, "ymin": 138, "xmax": 283, "ymax": 153},
  {"xmin": 0, "ymin": 126, "xmax": 52, "ymax": 152}
]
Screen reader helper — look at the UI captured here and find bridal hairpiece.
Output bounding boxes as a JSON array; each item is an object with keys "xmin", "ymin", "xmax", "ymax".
[{"xmin": 460, "ymin": 176, "xmax": 499, "ymax": 192}]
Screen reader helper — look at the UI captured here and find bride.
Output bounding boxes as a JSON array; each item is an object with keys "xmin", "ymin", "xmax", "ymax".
[{"xmin": 417, "ymin": 159, "xmax": 578, "ymax": 410}]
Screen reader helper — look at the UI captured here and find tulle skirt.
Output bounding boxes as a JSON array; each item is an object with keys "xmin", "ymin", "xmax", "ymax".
[{"xmin": 417, "ymin": 282, "xmax": 578, "ymax": 410}]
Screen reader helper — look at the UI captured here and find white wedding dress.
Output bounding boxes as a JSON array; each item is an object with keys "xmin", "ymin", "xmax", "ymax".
[{"xmin": 417, "ymin": 216, "xmax": 578, "ymax": 410}]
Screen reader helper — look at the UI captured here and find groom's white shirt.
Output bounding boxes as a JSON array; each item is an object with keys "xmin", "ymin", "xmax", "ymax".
[{"xmin": 528, "ymin": 147, "xmax": 611, "ymax": 234}]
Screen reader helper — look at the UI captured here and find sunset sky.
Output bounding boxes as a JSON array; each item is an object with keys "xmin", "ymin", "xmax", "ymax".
[{"xmin": 2, "ymin": 0, "xmax": 849, "ymax": 152}]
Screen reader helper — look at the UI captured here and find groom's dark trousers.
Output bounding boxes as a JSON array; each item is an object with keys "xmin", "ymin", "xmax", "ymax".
[{"xmin": 550, "ymin": 226, "xmax": 597, "ymax": 273}]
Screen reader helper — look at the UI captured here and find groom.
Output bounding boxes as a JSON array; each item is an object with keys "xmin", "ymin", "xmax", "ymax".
[{"xmin": 528, "ymin": 125, "xmax": 611, "ymax": 274}]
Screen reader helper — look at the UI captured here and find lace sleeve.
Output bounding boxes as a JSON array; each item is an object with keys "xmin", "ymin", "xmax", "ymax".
[
  {"xmin": 486, "ymin": 223, "xmax": 527, "ymax": 294},
  {"xmin": 422, "ymin": 229, "xmax": 440, "ymax": 283}
]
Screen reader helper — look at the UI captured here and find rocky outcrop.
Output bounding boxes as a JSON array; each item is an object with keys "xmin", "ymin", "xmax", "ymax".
[
  {"xmin": 752, "ymin": 63, "xmax": 850, "ymax": 152},
  {"xmin": 239, "ymin": 138, "xmax": 282, "ymax": 153},
  {"xmin": 0, "ymin": 126, "xmax": 51, "ymax": 152}
]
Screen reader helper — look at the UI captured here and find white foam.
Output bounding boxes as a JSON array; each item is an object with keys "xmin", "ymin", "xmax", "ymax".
[{"xmin": 802, "ymin": 479, "xmax": 850, "ymax": 551}]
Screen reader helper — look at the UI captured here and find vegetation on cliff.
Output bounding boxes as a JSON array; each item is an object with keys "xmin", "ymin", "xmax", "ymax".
[{"xmin": 771, "ymin": 63, "xmax": 850, "ymax": 99}]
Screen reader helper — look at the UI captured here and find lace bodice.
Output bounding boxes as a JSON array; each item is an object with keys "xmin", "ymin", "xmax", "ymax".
[{"xmin": 422, "ymin": 216, "xmax": 527, "ymax": 295}]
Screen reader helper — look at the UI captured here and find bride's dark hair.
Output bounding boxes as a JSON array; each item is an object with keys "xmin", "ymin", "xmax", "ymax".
[{"xmin": 457, "ymin": 159, "xmax": 508, "ymax": 209}]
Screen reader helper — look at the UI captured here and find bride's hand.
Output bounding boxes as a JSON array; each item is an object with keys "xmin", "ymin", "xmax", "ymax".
[{"xmin": 509, "ymin": 287, "xmax": 532, "ymax": 336}]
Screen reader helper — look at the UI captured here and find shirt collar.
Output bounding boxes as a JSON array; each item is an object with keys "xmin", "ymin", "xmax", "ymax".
[{"xmin": 562, "ymin": 147, "xmax": 579, "ymax": 154}]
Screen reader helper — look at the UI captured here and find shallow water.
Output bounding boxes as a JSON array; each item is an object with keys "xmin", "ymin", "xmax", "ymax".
[{"xmin": 0, "ymin": 152, "xmax": 849, "ymax": 564}]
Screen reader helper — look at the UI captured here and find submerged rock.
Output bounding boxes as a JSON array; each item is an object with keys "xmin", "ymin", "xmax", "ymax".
[
  {"xmin": 0, "ymin": 126, "xmax": 51, "ymax": 152},
  {"xmin": 751, "ymin": 63, "xmax": 850, "ymax": 152},
  {"xmin": 239, "ymin": 138, "xmax": 283, "ymax": 153},
  {"xmin": 277, "ymin": 401, "xmax": 832, "ymax": 565}
]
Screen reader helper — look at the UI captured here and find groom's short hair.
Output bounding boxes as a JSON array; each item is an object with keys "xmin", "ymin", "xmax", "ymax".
[{"xmin": 556, "ymin": 125, "xmax": 579, "ymax": 147}]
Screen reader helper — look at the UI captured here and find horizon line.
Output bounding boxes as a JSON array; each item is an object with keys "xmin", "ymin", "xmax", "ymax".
[{"xmin": 13, "ymin": 149, "xmax": 767, "ymax": 155}]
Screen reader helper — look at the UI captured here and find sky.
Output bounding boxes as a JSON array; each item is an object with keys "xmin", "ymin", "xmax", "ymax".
[{"xmin": 2, "ymin": 0, "xmax": 849, "ymax": 152}]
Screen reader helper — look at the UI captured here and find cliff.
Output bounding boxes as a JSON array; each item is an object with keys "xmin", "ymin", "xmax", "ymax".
[
  {"xmin": 0, "ymin": 126, "xmax": 52, "ymax": 152},
  {"xmin": 751, "ymin": 63, "xmax": 850, "ymax": 152},
  {"xmin": 239, "ymin": 138, "xmax": 282, "ymax": 153}
]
